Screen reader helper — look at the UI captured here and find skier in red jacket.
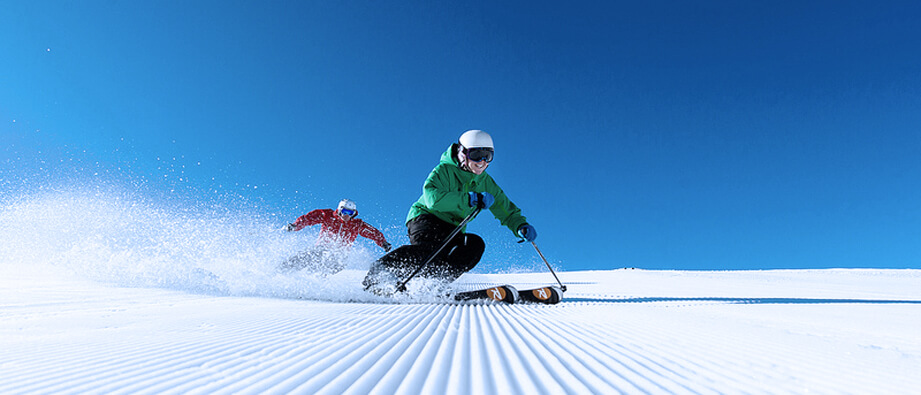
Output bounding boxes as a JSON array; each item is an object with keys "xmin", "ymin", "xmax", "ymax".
[{"xmin": 281, "ymin": 199, "xmax": 392, "ymax": 275}]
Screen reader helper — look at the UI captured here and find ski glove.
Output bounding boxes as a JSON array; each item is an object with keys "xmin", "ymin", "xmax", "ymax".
[
  {"xmin": 284, "ymin": 223, "xmax": 297, "ymax": 232},
  {"xmin": 468, "ymin": 192, "xmax": 495, "ymax": 209},
  {"xmin": 518, "ymin": 224, "xmax": 537, "ymax": 242}
]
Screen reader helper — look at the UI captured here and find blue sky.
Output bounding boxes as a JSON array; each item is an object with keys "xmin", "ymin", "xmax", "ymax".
[{"xmin": 3, "ymin": 1, "xmax": 920, "ymax": 271}]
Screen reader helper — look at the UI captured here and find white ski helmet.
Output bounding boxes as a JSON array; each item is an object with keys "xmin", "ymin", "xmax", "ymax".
[
  {"xmin": 459, "ymin": 130, "xmax": 494, "ymax": 149},
  {"xmin": 337, "ymin": 198, "xmax": 357, "ymax": 215}
]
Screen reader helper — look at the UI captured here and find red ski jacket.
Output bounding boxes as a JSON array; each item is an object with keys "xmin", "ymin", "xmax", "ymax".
[{"xmin": 290, "ymin": 209, "xmax": 389, "ymax": 249}]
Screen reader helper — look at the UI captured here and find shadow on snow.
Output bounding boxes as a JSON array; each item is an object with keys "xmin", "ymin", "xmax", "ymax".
[{"xmin": 565, "ymin": 297, "xmax": 921, "ymax": 305}]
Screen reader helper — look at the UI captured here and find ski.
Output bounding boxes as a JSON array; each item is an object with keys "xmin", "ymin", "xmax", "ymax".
[
  {"xmin": 451, "ymin": 285, "xmax": 564, "ymax": 304},
  {"xmin": 518, "ymin": 285, "xmax": 563, "ymax": 304},
  {"xmin": 453, "ymin": 285, "xmax": 518, "ymax": 304}
]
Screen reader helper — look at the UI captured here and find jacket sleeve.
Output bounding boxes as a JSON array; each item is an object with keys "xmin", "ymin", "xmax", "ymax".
[
  {"xmin": 419, "ymin": 164, "xmax": 471, "ymax": 223},
  {"xmin": 291, "ymin": 209, "xmax": 328, "ymax": 231},
  {"xmin": 484, "ymin": 176, "xmax": 528, "ymax": 235},
  {"xmin": 358, "ymin": 221, "xmax": 389, "ymax": 247}
]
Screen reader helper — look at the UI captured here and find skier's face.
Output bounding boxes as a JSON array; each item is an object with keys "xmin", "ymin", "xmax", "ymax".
[
  {"xmin": 461, "ymin": 152, "xmax": 490, "ymax": 175},
  {"xmin": 337, "ymin": 209, "xmax": 355, "ymax": 221}
]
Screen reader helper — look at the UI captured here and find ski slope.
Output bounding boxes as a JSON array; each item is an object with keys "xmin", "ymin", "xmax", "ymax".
[
  {"xmin": 3, "ymin": 267, "xmax": 920, "ymax": 394},
  {"xmin": 2, "ymin": 189, "xmax": 920, "ymax": 393}
]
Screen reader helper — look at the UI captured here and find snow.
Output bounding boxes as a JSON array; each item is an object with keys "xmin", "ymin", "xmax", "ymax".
[
  {"xmin": 3, "ymin": 267, "xmax": 920, "ymax": 394},
  {"xmin": 3, "ymin": 189, "xmax": 921, "ymax": 393}
]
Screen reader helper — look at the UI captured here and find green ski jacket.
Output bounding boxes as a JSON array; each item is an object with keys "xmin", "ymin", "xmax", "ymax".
[{"xmin": 406, "ymin": 144, "xmax": 528, "ymax": 235}]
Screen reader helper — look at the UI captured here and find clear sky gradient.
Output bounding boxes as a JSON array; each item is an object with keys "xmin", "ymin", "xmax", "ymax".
[{"xmin": 3, "ymin": 1, "xmax": 920, "ymax": 271}]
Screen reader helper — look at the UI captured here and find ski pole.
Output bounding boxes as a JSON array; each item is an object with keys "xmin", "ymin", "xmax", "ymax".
[
  {"xmin": 530, "ymin": 241, "xmax": 567, "ymax": 292},
  {"xmin": 395, "ymin": 206, "xmax": 482, "ymax": 292}
]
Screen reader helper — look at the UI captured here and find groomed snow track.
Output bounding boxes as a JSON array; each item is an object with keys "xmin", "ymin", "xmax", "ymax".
[{"xmin": 3, "ymin": 270, "xmax": 921, "ymax": 394}]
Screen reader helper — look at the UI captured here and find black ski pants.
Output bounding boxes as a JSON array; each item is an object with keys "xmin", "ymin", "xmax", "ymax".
[{"xmin": 377, "ymin": 214, "xmax": 485, "ymax": 282}]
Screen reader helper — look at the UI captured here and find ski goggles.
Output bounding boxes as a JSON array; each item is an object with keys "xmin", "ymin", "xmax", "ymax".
[
  {"xmin": 463, "ymin": 147, "xmax": 494, "ymax": 163},
  {"xmin": 339, "ymin": 208, "xmax": 356, "ymax": 217}
]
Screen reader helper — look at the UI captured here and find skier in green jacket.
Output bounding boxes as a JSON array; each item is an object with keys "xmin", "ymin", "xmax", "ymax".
[{"xmin": 363, "ymin": 129, "xmax": 537, "ymax": 294}]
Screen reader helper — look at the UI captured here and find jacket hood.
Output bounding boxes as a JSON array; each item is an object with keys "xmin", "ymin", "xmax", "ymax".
[{"xmin": 439, "ymin": 143, "xmax": 460, "ymax": 166}]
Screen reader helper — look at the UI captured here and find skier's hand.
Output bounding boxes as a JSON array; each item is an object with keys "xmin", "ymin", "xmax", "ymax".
[
  {"xmin": 468, "ymin": 192, "xmax": 495, "ymax": 209},
  {"xmin": 517, "ymin": 224, "xmax": 537, "ymax": 242},
  {"xmin": 382, "ymin": 242, "xmax": 392, "ymax": 252},
  {"xmin": 284, "ymin": 223, "xmax": 297, "ymax": 232}
]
